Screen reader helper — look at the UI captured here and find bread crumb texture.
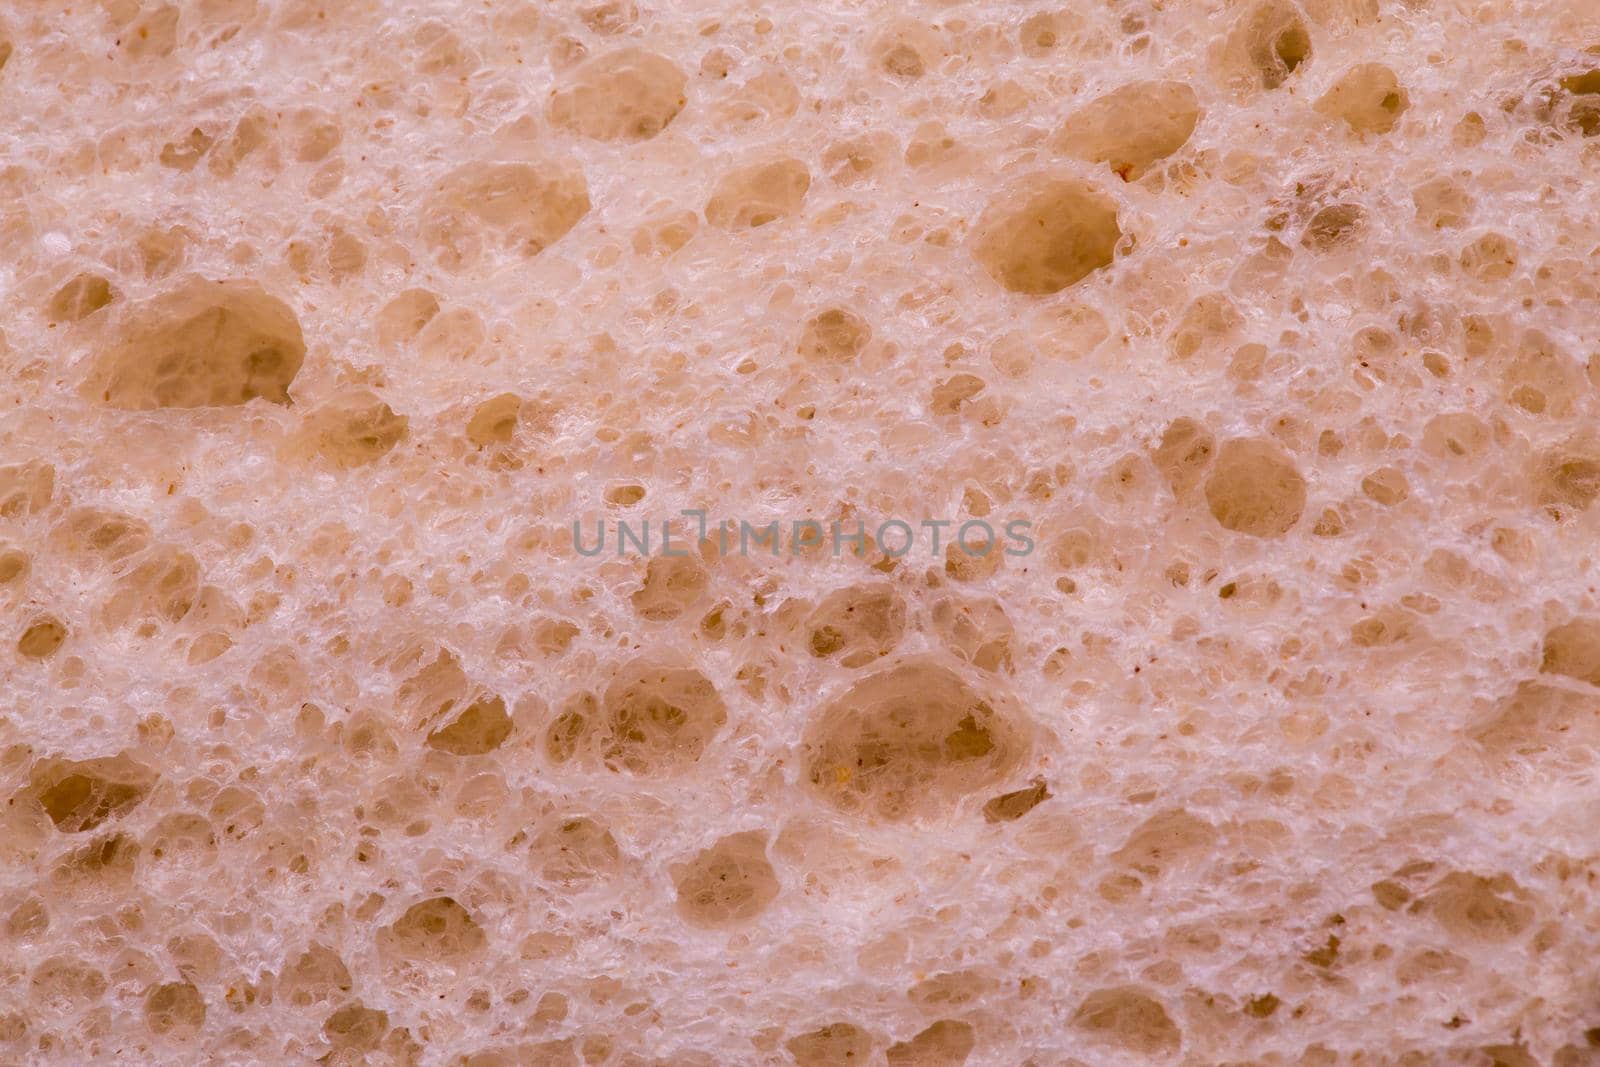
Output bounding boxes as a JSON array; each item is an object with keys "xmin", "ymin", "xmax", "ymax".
[{"xmin": 3, "ymin": 0, "xmax": 1600, "ymax": 1064}]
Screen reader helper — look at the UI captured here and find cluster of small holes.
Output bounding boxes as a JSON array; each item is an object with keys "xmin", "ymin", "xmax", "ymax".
[{"xmin": 0, "ymin": 1, "xmax": 1593, "ymax": 1063}]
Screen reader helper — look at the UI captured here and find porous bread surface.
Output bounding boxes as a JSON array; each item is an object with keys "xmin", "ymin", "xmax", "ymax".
[{"xmin": 2, "ymin": 1, "xmax": 1600, "ymax": 1065}]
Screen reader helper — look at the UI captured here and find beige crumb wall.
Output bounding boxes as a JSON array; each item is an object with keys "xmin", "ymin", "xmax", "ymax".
[{"xmin": 4, "ymin": 0, "xmax": 1600, "ymax": 1064}]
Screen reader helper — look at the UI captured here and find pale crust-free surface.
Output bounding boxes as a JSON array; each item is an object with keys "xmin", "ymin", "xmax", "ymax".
[{"xmin": 4, "ymin": 1, "xmax": 1600, "ymax": 1064}]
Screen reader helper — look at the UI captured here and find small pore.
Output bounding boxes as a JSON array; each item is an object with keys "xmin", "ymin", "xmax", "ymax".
[
  {"xmin": 886, "ymin": 1020, "xmax": 975, "ymax": 1066},
  {"xmin": 802, "ymin": 659, "xmax": 1028, "ymax": 822},
  {"xmin": 881, "ymin": 45, "xmax": 924, "ymax": 78},
  {"xmin": 375, "ymin": 289, "xmax": 441, "ymax": 349},
  {"xmin": 426, "ymin": 696, "xmax": 513, "ymax": 756},
  {"xmin": 1460, "ymin": 232, "xmax": 1519, "ymax": 282},
  {"xmin": 144, "ymin": 981, "xmax": 206, "ymax": 1037},
  {"xmin": 787, "ymin": 1023, "xmax": 874, "ymax": 1065},
  {"xmin": 18, "ymin": 616, "xmax": 67, "ymax": 659},
  {"xmin": 1229, "ymin": 0, "xmax": 1313, "ymax": 92},
  {"xmin": 1019, "ymin": 13, "xmax": 1061, "ymax": 57},
  {"xmin": 983, "ymin": 779, "xmax": 1050, "ymax": 823},
  {"xmin": 1055, "ymin": 80, "xmax": 1202, "ymax": 181},
  {"xmin": 1072, "ymin": 986, "xmax": 1182, "ymax": 1056},
  {"xmin": 606, "ymin": 484, "xmax": 646, "ymax": 505},
  {"xmin": 0, "ymin": 459, "xmax": 48, "ymax": 518},
  {"xmin": 1559, "ymin": 70, "xmax": 1600, "ymax": 136},
  {"xmin": 1422, "ymin": 412, "xmax": 1489, "ymax": 460},
  {"xmin": 425, "ymin": 160, "xmax": 591, "ymax": 268},
  {"xmin": 1153, "ymin": 417, "xmax": 1215, "ymax": 498},
  {"xmin": 1471, "ymin": 680, "xmax": 1600, "ymax": 760},
  {"xmin": 548, "ymin": 48, "xmax": 688, "ymax": 141},
  {"xmin": 631, "ymin": 554, "xmax": 710, "ymax": 621},
  {"xmin": 672, "ymin": 830, "xmax": 780, "ymax": 927},
  {"xmin": 973, "ymin": 176, "xmax": 1122, "ymax": 295},
  {"xmin": 534, "ymin": 816, "xmax": 623, "ymax": 888},
  {"xmin": 705, "ymin": 158, "xmax": 811, "ymax": 229},
  {"xmin": 301, "ymin": 391, "xmax": 408, "ymax": 469},
  {"xmin": 87, "ymin": 279, "xmax": 305, "ymax": 410},
  {"xmin": 47, "ymin": 274, "xmax": 117, "ymax": 323},
  {"xmin": 466, "ymin": 393, "xmax": 522, "ymax": 447},
  {"xmin": 799, "ymin": 308, "xmax": 872, "ymax": 363},
  {"xmin": 1204, "ymin": 437, "xmax": 1306, "ymax": 537},
  {"xmin": 1113, "ymin": 808, "xmax": 1217, "ymax": 878},
  {"xmin": 383, "ymin": 897, "xmax": 486, "ymax": 962},
  {"xmin": 544, "ymin": 694, "xmax": 595, "ymax": 764},
  {"xmin": 1540, "ymin": 618, "xmax": 1600, "ymax": 686},
  {"xmin": 323, "ymin": 1003, "xmax": 387, "ymax": 1052},
  {"xmin": 872, "ymin": 23, "xmax": 937, "ymax": 80},
  {"xmin": 1302, "ymin": 204, "xmax": 1368, "ymax": 252},
  {"xmin": 597, "ymin": 659, "xmax": 728, "ymax": 774},
  {"xmin": 1270, "ymin": 24, "xmax": 1311, "ymax": 78},
  {"xmin": 1316, "ymin": 63, "xmax": 1409, "ymax": 135},
  {"xmin": 807, "ymin": 583, "xmax": 906, "ymax": 668},
  {"xmin": 26, "ymin": 755, "xmax": 157, "ymax": 834},
  {"xmin": 1532, "ymin": 434, "xmax": 1600, "ymax": 515},
  {"xmin": 1421, "ymin": 872, "xmax": 1533, "ymax": 942}
]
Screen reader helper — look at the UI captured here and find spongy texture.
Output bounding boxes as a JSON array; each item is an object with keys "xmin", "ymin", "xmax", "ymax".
[{"xmin": 3, "ymin": 1, "xmax": 1600, "ymax": 1065}]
